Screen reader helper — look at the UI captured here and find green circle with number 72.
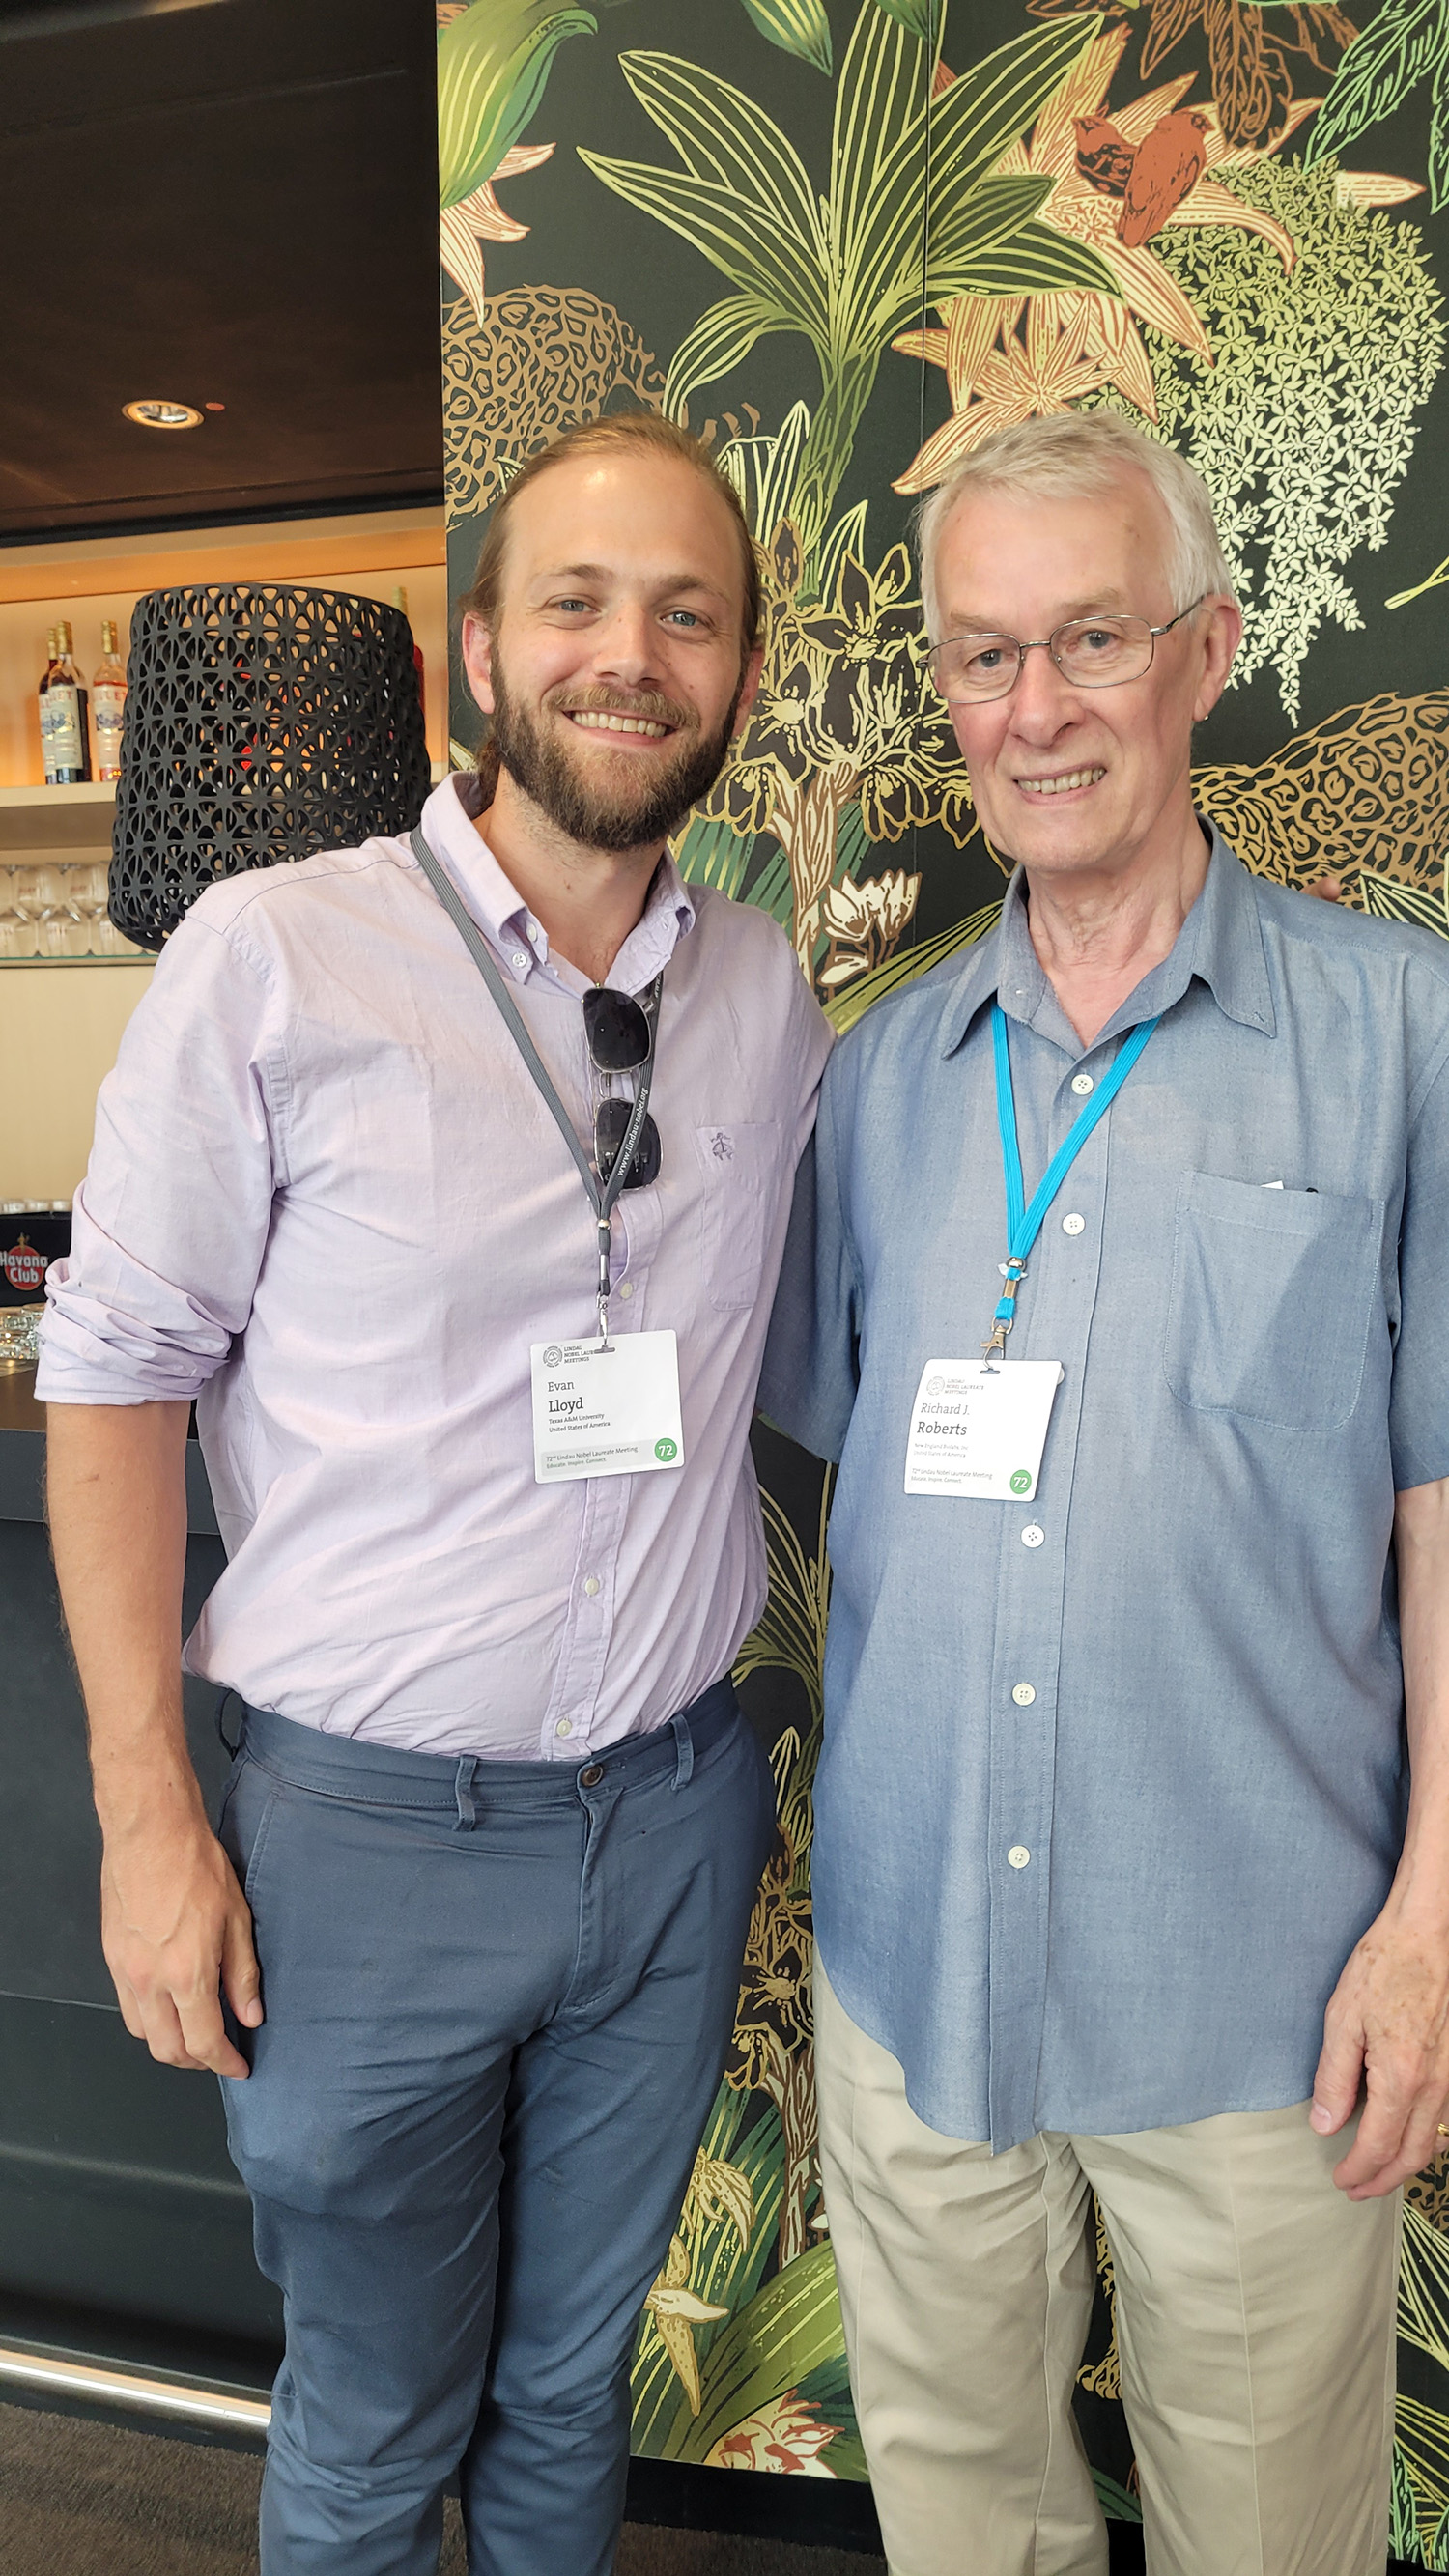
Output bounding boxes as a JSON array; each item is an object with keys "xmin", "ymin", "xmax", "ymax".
[
  {"xmin": 655, "ymin": 1438, "xmax": 678, "ymax": 1462},
  {"xmin": 1009, "ymin": 1468, "xmax": 1032, "ymax": 1495}
]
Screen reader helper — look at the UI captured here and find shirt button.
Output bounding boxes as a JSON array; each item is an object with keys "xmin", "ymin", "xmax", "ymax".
[
  {"xmin": 1070, "ymin": 1072, "xmax": 1094, "ymax": 1096},
  {"xmin": 511, "ymin": 951, "xmax": 529, "ymax": 973},
  {"xmin": 579, "ymin": 1764, "xmax": 605, "ymax": 1789},
  {"xmin": 555, "ymin": 1718, "xmax": 574, "ymax": 1738},
  {"xmin": 1021, "ymin": 1524, "xmax": 1044, "ymax": 1548},
  {"xmin": 1011, "ymin": 1683, "xmax": 1036, "ymax": 1706},
  {"xmin": 1062, "ymin": 1212, "xmax": 1085, "ymax": 1235},
  {"xmin": 618, "ymin": 1281, "xmax": 635, "ymax": 1300},
  {"xmin": 582, "ymin": 1575, "xmax": 601, "ymax": 1598},
  {"xmin": 1008, "ymin": 1845, "xmax": 1031, "ymax": 1870}
]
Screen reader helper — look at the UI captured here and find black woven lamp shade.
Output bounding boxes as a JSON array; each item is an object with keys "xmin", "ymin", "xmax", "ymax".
[{"xmin": 109, "ymin": 585, "xmax": 432, "ymax": 949}]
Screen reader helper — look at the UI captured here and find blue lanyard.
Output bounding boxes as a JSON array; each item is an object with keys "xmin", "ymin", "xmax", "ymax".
[{"xmin": 986, "ymin": 1001, "xmax": 1159, "ymax": 1352}]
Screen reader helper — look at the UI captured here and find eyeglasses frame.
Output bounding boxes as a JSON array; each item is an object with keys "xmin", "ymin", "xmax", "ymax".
[{"xmin": 927, "ymin": 596, "xmax": 1208, "ymax": 705}]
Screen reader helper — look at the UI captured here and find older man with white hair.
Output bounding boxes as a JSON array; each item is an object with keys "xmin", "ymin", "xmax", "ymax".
[{"xmin": 761, "ymin": 412, "xmax": 1449, "ymax": 2574}]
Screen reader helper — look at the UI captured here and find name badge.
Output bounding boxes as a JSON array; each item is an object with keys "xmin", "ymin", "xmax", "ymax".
[
  {"xmin": 904, "ymin": 1357, "xmax": 1063, "ymax": 1501},
  {"xmin": 530, "ymin": 1332, "xmax": 685, "ymax": 1484}
]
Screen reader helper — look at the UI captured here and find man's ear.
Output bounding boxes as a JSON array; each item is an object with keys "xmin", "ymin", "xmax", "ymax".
[
  {"xmin": 731, "ymin": 642, "xmax": 767, "ymax": 740},
  {"xmin": 1191, "ymin": 595, "xmax": 1242, "ymax": 726},
  {"xmin": 461, "ymin": 612, "xmax": 497, "ymax": 718}
]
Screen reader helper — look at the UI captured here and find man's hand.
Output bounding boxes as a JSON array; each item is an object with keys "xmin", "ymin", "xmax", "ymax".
[
  {"xmin": 1312, "ymin": 1909, "xmax": 1449, "ymax": 2195},
  {"xmin": 1312, "ymin": 1476, "xmax": 1449, "ymax": 2195},
  {"xmin": 100, "ymin": 1798, "xmax": 262, "ymax": 2079}
]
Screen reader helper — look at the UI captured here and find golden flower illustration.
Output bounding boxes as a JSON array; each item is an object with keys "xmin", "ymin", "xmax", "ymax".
[
  {"xmin": 641, "ymin": 2234, "xmax": 730, "ymax": 2418},
  {"xmin": 817, "ymin": 867, "xmax": 922, "ymax": 992},
  {"xmin": 710, "ymin": 528, "xmax": 971, "ymax": 981},
  {"xmin": 706, "ymin": 2391, "xmax": 840, "ymax": 2476},
  {"xmin": 440, "ymin": 141, "xmax": 555, "ymax": 328},
  {"xmin": 892, "ymin": 23, "xmax": 1302, "ymax": 489}
]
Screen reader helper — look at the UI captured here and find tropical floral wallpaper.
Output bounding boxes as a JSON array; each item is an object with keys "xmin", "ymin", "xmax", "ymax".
[{"xmin": 436, "ymin": 0, "xmax": 1449, "ymax": 2549}]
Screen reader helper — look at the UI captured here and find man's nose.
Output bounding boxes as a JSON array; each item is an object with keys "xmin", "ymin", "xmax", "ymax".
[
  {"xmin": 1007, "ymin": 639, "xmax": 1080, "ymax": 736},
  {"xmin": 591, "ymin": 602, "xmax": 659, "ymax": 686}
]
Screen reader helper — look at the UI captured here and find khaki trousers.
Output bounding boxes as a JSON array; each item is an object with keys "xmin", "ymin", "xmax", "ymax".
[{"xmin": 813, "ymin": 1961, "xmax": 1401, "ymax": 2576}]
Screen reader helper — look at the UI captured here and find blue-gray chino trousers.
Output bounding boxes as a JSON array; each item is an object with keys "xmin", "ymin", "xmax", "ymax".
[{"xmin": 217, "ymin": 1684, "xmax": 774, "ymax": 2576}]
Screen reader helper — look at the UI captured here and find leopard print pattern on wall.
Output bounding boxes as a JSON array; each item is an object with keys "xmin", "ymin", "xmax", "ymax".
[
  {"xmin": 442, "ymin": 286, "xmax": 667, "ymax": 522},
  {"xmin": 1192, "ymin": 691, "xmax": 1449, "ymax": 895}
]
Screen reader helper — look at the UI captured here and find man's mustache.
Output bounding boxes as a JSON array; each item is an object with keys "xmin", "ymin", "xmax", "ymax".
[{"xmin": 545, "ymin": 683, "xmax": 694, "ymax": 730}]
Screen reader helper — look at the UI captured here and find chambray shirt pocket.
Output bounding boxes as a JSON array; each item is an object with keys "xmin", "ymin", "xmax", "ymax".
[
  {"xmin": 1162, "ymin": 1171, "xmax": 1383, "ymax": 1431},
  {"xmin": 694, "ymin": 1119, "xmax": 782, "ymax": 1311}
]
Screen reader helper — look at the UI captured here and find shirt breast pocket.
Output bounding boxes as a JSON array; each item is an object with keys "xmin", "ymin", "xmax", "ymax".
[
  {"xmin": 694, "ymin": 1121, "xmax": 782, "ymax": 1312},
  {"xmin": 1162, "ymin": 1172, "xmax": 1382, "ymax": 1431}
]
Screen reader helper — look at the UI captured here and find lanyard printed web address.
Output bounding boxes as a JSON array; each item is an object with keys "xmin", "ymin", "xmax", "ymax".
[
  {"xmin": 411, "ymin": 827, "xmax": 658, "ymax": 1343},
  {"xmin": 984, "ymin": 1000, "xmax": 1160, "ymax": 1356}
]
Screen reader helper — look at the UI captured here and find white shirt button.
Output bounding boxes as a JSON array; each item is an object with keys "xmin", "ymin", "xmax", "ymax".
[
  {"xmin": 1062, "ymin": 1212, "xmax": 1085, "ymax": 1235},
  {"xmin": 618, "ymin": 1281, "xmax": 635, "ymax": 1300},
  {"xmin": 555, "ymin": 1717, "xmax": 574, "ymax": 1738},
  {"xmin": 511, "ymin": 951, "xmax": 529, "ymax": 974},
  {"xmin": 1011, "ymin": 1683, "xmax": 1036, "ymax": 1706},
  {"xmin": 1008, "ymin": 1845, "xmax": 1031, "ymax": 1870},
  {"xmin": 1070, "ymin": 1072, "xmax": 1094, "ymax": 1096},
  {"xmin": 1021, "ymin": 1524, "xmax": 1044, "ymax": 1548},
  {"xmin": 582, "ymin": 1575, "xmax": 601, "ymax": 1598}
]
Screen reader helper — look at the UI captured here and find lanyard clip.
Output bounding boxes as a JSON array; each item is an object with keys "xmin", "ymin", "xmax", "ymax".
[
  {"xmin": 596, "ymin": 1217, "xmax": 612, "ymax": 1351},
  {"xmin": 982, "ymin": 1257, "xmax": 1027, "ymax": 1358}
]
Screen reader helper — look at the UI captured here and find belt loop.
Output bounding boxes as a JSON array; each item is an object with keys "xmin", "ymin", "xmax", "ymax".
[
  {"xmin": 216, "ymin": 1689, "xmax": 243, "ymax": 1758},
  {"xmin": 454, "ymin": 1756, "xmax": 478, "ymax": 1830},
  {"xmin": 670, "ymin": 1711, "xmax": 694, "ymax": 1791}
]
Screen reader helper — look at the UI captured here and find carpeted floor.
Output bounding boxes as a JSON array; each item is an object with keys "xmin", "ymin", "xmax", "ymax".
[{"xmin": 0, "ymin": 2401, "xmax": 882, "ymax": 2576}]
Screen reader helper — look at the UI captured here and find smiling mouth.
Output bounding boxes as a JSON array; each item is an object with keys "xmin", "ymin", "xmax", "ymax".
[
  {"xmin": 1017, "ymin": 766, "xmax": 1106, "ymax": 796},
  {"xmin": 565, "ymin": 709, "xmax": 674, "ymax": 740}
]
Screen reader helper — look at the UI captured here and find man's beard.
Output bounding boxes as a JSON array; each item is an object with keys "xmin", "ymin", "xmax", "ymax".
[{"xmin": 486, "ymin": 665, "xmax": 741, "ymax": 853}]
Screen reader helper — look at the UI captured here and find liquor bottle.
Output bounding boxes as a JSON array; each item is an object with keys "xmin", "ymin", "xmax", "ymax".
[
  {"xmin": 44, "ymin": 621, "xmax": 91, "ymax": 784},
  {"xmin": 39, "ymin": 630, "xmax": 59, "ymax": 784},
  {"xmin": 91, "ymin": 619, "xmax": 127, "ymax": 782},
  {"xmin": 393, "ymin": 585, "xmax": 425, "ymax": 725}
]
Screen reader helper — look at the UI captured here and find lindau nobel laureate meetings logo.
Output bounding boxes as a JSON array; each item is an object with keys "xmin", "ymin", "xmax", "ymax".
[{"xmin": 543, "ymin": 1345, "xmax": 563, "ymax": 1367}]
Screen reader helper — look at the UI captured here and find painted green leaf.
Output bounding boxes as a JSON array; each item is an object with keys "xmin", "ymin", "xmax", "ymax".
[
  {"xmin": 577, "ymin": 157, "xmax": 831, "ymax": 344},
  {"xmin": 618, "ymin": 52, "xmax": 823, "ymax": 247},
  {"xmin": 665, "ymin": 294, "xmax": 788, "ymax": 416},
  {"xmin": 825, "ymin": 901, "xmax": 1002, "ymax": 1033},
  {"xmin": 740, "ymin": 0, "xmax": 833, "ymax": 75},
  {"xmin": 1431, "ymin": 38, "xmax": 1449, "ymax": 210},
  {"xmin": 1092, "ymin": 2468, "xmax": 1144, "ymax": 2526},
  {"xmin": 946, "ymin": 215, "xmax": 1119, "ymax": 301},
  {"xmin": 1302, "ymin": 0, "xmax": 1447, "ymax": 169},
  {"xmin": 437, "ymin": 1, "xmax": 596, "ymax": 210},
  {"xmin": 873, "ymin": 0, "xmax": 940, "ymax": 41},
  {"xmin": 922, "ymin": 16, "xmax": 1102, "ymax": 203},
  {"xmin": 662, "ymin": 2242, "xmax": 845, "ymax": 2461},
  {"xmin": 1359, "ymin": 866, "xmax": 1449, "ymax": 936}
]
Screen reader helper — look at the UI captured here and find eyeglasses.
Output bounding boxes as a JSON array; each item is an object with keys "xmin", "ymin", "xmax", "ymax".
[
  {"xmin": 927, "ymin": 599, "xmax": 1206, "ymax": 705},
  {"xmin": 583, "ymin": 984, "xmax": 662, "ymax": 1191}
]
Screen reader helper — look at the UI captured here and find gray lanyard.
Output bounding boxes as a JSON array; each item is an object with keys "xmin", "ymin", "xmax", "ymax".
[{"xmin": 410, "ymin": 828, "xmax": 659, "ymax": 1344}]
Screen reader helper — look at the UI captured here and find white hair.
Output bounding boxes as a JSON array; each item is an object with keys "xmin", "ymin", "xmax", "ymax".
[{"xmin": 915, "ymin": 412, "xmax": 1236, "ymax": 639}]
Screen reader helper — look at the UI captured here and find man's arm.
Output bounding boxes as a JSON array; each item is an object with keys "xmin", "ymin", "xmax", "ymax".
[
  {"xmin": 1312, "ymin": 1474, "xmax": 1449, "ymax": 2194},
  {"xmin": 47, "ymin": 1401, "xmax": 261, "ymax": 2079}
]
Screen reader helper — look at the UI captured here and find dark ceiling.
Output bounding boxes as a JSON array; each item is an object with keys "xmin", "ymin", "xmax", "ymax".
[{"xmin": 0, "ymin": 0, "xmax": 441, "ymax": 542}]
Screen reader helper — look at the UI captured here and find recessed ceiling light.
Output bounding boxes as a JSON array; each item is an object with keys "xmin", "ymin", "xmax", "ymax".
[{"xmin": 123, "ymin": 400, "xmax": 204, "ymax": 430}]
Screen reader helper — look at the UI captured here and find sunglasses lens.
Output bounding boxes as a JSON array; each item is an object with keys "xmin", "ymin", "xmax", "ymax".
[
  {"xmin": 582, "ymin": 986, "xmax": 650, "ymax": 1072},
  {"xmin": 595, "ymin": 1099, "xmax": 662, "ymax": 1190}
]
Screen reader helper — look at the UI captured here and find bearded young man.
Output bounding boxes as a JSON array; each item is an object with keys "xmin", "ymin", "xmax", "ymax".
[{"xmin": 41, "ymin": 415, "xmax": 831, "ymax": 2576}]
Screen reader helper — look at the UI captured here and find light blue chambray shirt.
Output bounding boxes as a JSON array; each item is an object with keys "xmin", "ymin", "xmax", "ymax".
[{"xmin": 761, "ymin": 827, "xmax": 1449, "ymax": 2150}]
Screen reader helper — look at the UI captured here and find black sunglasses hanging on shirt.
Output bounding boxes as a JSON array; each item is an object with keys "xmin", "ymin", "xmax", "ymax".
[{"xmin": 584, "ymin": 984, "xmax": 663, "ymax": 1191}]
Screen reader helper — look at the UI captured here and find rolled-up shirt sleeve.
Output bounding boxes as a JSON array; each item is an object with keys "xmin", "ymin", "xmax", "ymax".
[
  {"xmin": 758, "ymin": 1046, "xmax": 862, "ymax": 1463},
  {"xmin": 38, "ymin": 909, "xmax": 283, "ymax": 1407}
]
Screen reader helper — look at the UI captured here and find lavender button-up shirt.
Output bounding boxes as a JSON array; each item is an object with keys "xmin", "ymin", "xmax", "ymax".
[{"xmin": 39, "ymin": 775, "xmax": 831, "ymax": 1759}]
